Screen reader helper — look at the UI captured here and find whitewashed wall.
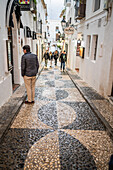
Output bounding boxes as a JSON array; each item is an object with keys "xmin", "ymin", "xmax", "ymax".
[
  {"xmin": 99, "ymin": 4, "xmax": 113, "ymax": 96},
  {"xmin": 79, "ymin": 0, "xmax": 110, "ymax": 97},
  {"xmin": 0, "ymin": 0, "xmax": 13, "ymax": 107},
  {"xmin": 47, "ymin": 19, "xmax": 62, "ymax": 51},
  {"xmin": 37, "ymin": 0, "xmax": 47, "ymax": 59},
  {"xmin": 0, "ymin": 1, "xmax": 39, "ymax": 107},
  {"xmin": 65, "ymin": 0, "xmax": 113, "ymax": 97}
]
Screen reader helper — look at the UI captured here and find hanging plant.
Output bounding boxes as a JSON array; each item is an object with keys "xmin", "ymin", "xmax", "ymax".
[{"xmin": 33, "ymin": 0, "xmax": 37, "ymax": 5}]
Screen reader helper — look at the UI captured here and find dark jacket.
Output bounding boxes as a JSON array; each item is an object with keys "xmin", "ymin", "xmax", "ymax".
[
  {"xmin": 54, "ymin": 52, "xmax": 59, "ymax": 60},
  {"xmin": 43, "ymin": 52, "xmax": 50, "ymax": 60},
  {"xmin": 21, "ymin": 52, "xmax": 39, "ymax": 77},
  {"xmin": 60, "ymin": 53, "xmax": 67, "ymax": 63}
]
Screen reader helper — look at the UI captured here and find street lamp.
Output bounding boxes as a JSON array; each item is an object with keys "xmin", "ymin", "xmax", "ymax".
[
  {"xmin": 58, "ymin": 31, "xmax": 61, "ymax": 36},
  {"xmin": 61, "ymin": 33, "xmax": 65, "ymax": 40},
  {"xmin": 61, "ymin": 16, "xmax": 66, "ymax": 31},
  {"xmin": 58, "ymin": 31, "xmax": 61, "ymax": 41}
]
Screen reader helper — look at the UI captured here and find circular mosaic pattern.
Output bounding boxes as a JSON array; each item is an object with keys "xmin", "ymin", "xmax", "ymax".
[
  {"xmin": 38, "ymin": 102, "xmax": 58, "ymax": 130},
  {"xmin": 56, "ymin": 89, "xmax": 69, "ymax": 101},
  {"xmin": 0, "ymin": 65, "xmax": 112, "ymax": 169}
]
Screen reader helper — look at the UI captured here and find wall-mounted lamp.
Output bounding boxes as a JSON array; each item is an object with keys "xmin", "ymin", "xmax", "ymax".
[
  {"xmin": 58, "ymin": 31, "xmax": 61, "ymax": 36},
  {"xmin": 61, "ymin": 16, "xmax": 66, "ymax": 31}
]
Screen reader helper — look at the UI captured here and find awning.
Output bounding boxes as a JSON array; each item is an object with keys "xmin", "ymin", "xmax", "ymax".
[{"xmin": 6, "ymin": 0, "xmax": 23, "ymax": 28}]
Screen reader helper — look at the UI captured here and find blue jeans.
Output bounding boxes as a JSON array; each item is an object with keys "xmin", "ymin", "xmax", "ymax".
[{"xmin": 61, "ymin": 62, "xmax": 65, "ymax": 71}]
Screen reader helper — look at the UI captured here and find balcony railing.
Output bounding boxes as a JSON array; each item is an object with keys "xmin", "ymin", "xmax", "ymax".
[
  {"xmin": 75, "ymin": 0, "xmax": 86, "ymax": 20},
  {"xmin": 64, "ymin": 0, "xmax": 71, "ymax": 7}
]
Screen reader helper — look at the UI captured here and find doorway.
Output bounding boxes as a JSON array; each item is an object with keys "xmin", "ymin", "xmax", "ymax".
[
  {"xmin": 7, "ymin": 27, "xmax": 20, "ymax": 92},
  {"xmin": 7, "ymin": 27, "xmax": 14, "ymax": 84}
]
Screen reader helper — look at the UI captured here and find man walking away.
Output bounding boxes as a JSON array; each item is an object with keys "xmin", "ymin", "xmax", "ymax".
[
  {"xmin": 43, "ymin": 50, "xmax": 50, "ymax": 67},
  {"xmin": 54, "ymin": 50, "xmax": 59, "ymax": 66},
  {"xmin": 21, "ymin": 45, "xmax": 39, "ymax": 104},
  {"xmin": 49, "ymin": 51, "xmax": 54, "ymax": 67},
  {"xmin": 60, "ymin": 50, "xmax": 67, "ymax": 72}
]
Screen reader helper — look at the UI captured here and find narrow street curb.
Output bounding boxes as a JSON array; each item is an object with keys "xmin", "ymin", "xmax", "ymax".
[
  {"xmin": 66, "ymin": 70, "xmax": 113, "ymax": 139},
  {"xmin": 0, "ymin": 65, "xmax": 44, "ymax": 144},
  {"xmin": 0, "ymin": 96, "xmax": 26, "ymax": 144}
]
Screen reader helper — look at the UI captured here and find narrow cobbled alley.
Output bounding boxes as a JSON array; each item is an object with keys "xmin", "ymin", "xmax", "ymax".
[{"xmin": 0, "ymin": 64, "xmax": 113, "ymax": 169}]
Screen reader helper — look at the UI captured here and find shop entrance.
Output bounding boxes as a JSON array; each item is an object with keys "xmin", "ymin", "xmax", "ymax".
[{"xmin": 7, "ymin": 27, "xmax": 20, "ymax": 92}]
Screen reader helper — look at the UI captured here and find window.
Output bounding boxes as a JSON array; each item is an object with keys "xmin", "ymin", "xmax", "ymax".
[
  {"xmin": 45, "ymin": 32, "xmax": 46, "ymax": 39},
  {"xmin": 92, "ymin": 35, "xmax": 98, "ymax": 60},
  {"xmin": 69, "ymin": 17, "xmax": 71, "ymax": 24},
  {"xmin": 87, "ymin": 35, "xmax": 91, "ymax": 57},
  {"xmin": 75, "ymin": 0, "xmax": 86, "ymax": 19},
  {"xmin": 94, "ymin": 0, "xmax": 101, "ymax": 11}
]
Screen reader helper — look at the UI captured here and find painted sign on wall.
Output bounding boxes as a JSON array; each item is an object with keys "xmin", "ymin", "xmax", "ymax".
[
  {"xmin": 64, "ymin": 27, "xmax": 74, "ymax": 35},
  {"xmin": 18, "ymin": 0, "xmax": 30, "ymax": 4},
  {"xmin": 18, "ymin": 0, "xmax": 30, "ymax": 10}
]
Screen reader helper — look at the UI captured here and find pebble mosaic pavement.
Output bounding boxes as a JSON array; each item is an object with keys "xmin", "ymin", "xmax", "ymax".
[{"xmin": 0, "ymin": 64, "xmax": 113, "ymax": 169}]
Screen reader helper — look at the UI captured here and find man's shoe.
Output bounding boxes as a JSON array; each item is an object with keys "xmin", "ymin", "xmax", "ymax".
[{"xmin": 25, "ymin": 101, "xmax": 32, "ymax": 104}]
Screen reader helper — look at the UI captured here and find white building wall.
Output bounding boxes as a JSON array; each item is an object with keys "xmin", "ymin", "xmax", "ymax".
[
  {"xmin": 0, "ymin": 0, "xmax": 13, "ymax": 107},
  {"xmin": 37, "ymin": 0, "xmax": 47, "ymax": 58},
  {"xmin": 99, "ymin": 5, "xmax": 113, "ymax": 96},
  {"xmin": 79, "ymin": 0, "xmax": 109, "ymax": 96},
  {"xmin": 64, "ymin": 0, "xmax": 113, "ymax": 97},
  {"xmin": 0, "ymin": 0, "xmax": 40, "ymax": 107},
  {"xmin": 64, "ymin": 2, "xmax": 75, "ymax": 70},
  {"xmin": 47, "ymin": 19, "xmax": 62, "ymax": 51}
]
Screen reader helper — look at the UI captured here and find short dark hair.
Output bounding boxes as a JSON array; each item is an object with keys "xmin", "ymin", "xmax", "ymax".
[{"xmin": 23, "ymin": 45, "xmax": 30, "ymax": 52}]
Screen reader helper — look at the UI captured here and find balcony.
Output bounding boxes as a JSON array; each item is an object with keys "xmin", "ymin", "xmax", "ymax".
[
  {"xmin": 64, "ymin": 0, "xmax": 71, "ymax": 7},
  {"xmin": 75, "ymin": 0, "xmax": 86, "ymax": 20}
]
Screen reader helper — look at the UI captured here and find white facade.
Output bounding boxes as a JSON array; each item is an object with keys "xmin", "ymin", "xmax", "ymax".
[
  {"xmin": 0, "ymin": 0, "xmax": 13, "ymax": 106},
  {"xmin": 46, "ymin": 19, "xmax": 62, "ymax": 52},
  {"xmin": 37, "ymin": 0, "xmax": 47, "ymax": 61},
  {"xmin": 0, "ymin": 0, "xmax": 47, "ymax": 107},
  {"xmin": 64, "ymin": 0, "xmax": 113, "ymax": 97}
]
